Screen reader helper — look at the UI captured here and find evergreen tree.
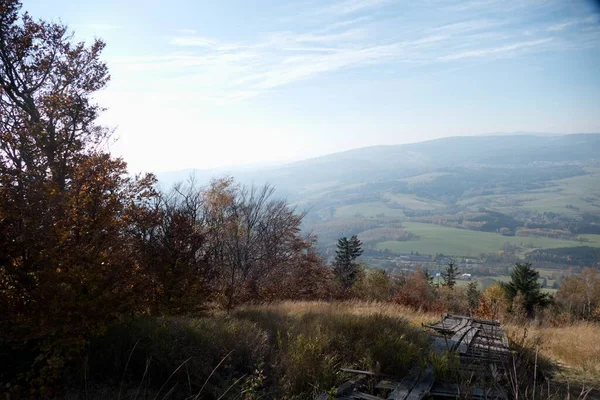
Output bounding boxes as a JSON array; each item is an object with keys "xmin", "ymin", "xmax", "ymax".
[
  {"xmin": 466, "ymin": 281, "xmax": 481, "ymax": 316},
  {"xmin": 502, "ymin": 262, "xmax": 551, "ymax": 316},
  {"xmin": 333, "ymin": 235, "xmax": 363, "ymax": 290},
  {"xmin": 442, "ymin": 262, "xmax": 458, "ymax": 289},
  {"xmin": 423, "ymin": 269, "xmax": 436, "ymax": 288}
]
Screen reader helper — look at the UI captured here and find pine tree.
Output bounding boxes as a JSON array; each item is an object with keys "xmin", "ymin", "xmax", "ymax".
[
  {"xmin": 466, "ymin": 281, "xmax": 481, "ymax": 316},
  {"xmin": 423, "ymin": 269, "xmax": 436, "ymax": 288},
  {"xmin": 333, "ymin": 235, "xmax": 363, "ymax": 290},
  {"xmin": 442, "ymin": 262, "xmax": 458, "ymax": 289},
  {"xmin": 502, "ymin": 262, "xmax": 551, "ymax": 316}
]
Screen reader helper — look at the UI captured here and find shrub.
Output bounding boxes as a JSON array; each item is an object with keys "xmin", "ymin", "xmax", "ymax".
[
  {"xmin": 81, "ymin": 315, "xmax": 269, "ymax": 399},
  {"xmin": 234, "ymin": 305, "xmax": 431, "ymax": 398},
  {"xmin": 352, "ymin": 268, "xmax": 393, "ymax": 301}
]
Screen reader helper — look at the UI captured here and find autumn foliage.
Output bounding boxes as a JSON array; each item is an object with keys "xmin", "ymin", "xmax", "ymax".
[{"xmin": 0, "ymin": 1, "xmax": 327, "ymax": 393}]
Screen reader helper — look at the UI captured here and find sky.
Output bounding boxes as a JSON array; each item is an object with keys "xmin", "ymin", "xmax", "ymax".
[{"xmin": 23, "ymin": 0, "xmax": 600, "ymax": 173}]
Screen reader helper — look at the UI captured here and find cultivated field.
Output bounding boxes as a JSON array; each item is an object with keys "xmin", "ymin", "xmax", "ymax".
[{"xmin": 375, "ymin": 222, "xmax": 600, "ymax": 256}]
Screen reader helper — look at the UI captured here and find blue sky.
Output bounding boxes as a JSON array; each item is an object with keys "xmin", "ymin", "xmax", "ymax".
[{"xmin": 23, "ymin": 0, "xmax": 600, "ymax": 172}]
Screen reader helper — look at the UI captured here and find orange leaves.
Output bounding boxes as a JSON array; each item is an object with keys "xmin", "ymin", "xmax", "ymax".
[{"xmin": 475, "ymin": 283, "xmax": 508, "ymax": 321}]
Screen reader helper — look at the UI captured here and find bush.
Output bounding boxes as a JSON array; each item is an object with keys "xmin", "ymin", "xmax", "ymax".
[
  {"xmin": 352, "ymin": 268, "xmax": 393, "ymax": 301},
  {"xmin": 234, "ymin": 306, "xmax": 431, "ymax": 398},
  {"xmin": 44, "ymin": 304, "xmax": 433, "ymax": 399},
  {"xmin": 80, "ymin": 315, "xmax": 269, "ymax": 399}
]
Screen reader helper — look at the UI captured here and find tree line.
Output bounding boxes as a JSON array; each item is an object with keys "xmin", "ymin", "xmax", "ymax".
[{"xmin": 0, "ymin": 2, "xmax": 331, "ymax": 392}]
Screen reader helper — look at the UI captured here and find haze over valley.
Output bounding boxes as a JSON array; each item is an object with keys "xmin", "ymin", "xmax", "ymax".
[{"xmin": 159, "ymin": 133, "xmax": 600, "ymax": 286}]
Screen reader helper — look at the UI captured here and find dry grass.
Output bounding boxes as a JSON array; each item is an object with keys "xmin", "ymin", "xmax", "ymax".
[
  {"xmin": 506, "ymin": 321, "xmax": 600, "ymax": 385},
  {"xmin": 237, "ymin": 300, "xmax": 441, "ymax": 327},
  {"xmin": 69, "ymin": 301, "xmax": 436, "ymax": 399}
]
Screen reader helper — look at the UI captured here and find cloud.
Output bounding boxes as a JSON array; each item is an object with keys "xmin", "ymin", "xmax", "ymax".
[
  {"xmin": 547, "ymin": 16, "xmax": 599, "ymax": 32},
  {"xmin": 326, "ymin": 16, "xmax": 372, "ymax": 30},
  {"xmin": 439, "ymin": 38, "xmax": 553, "ymax": 61},
  {"xmin": 321, "ymin": 0, "xmax": 390, "ymax": 15},
  {"xmin": 294, "ymin": 28, "xmax": 367, "ymax": 43},
  {"xmin": 110, "ymin": 0, "xmax": 598, "ymax": 104}
]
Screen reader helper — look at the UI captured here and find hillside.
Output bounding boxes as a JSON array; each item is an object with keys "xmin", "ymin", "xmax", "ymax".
[{"xmin": 159, "ymin": 134, "xmax": 600, "ymax": 271}]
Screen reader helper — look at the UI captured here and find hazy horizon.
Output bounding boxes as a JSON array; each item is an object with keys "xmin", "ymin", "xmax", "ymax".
[
  {"xmin": 155, "ymin": 131, "xmax": 597, "ymax": 175},
  {"xmin": 24, "ymin": 0, "xmax": 600, "ymax": 173}
]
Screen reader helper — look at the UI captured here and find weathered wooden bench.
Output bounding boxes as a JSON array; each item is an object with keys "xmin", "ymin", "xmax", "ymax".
[{"xmin": 316, "ymin": 315, "xmax": 510, "ymax": 400}]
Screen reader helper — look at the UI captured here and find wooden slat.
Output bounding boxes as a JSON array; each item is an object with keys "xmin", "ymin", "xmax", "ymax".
[
  {"xmin": 406, "ymin": 367, "xmax": 435, "ymax": 400},
  {"xmin": 448, "ymin": 314, "xmax": 500, "ymax": 326},
  {"xmin": 450, "ymin": 317, "xmax": 469, "ymax": 333},
  {"xmin": 376, "ymin": 380, "xmax": 399, "ymax": 390},
  {"xmin": 456, "ymin": 325, "xmax": 480, "ymax": 354},
  {"xmin": 333, "ymin": 376, "xmax": 368, "ymax": 397},
  {"xmin": 386, "ymin": 367, "xmax": 421, "ymax": 400},
  {"xmin": 353, "ymin": 392, "xmax": 385, "ymax": 400},
  {"xmin": 449, "ymin": 325, "xmax": 474, "ymax": 351},
  {"xmin": 430, "ymin": 382, "xmax": 507, "ymax": 400},
  {"xmin": 340, "ymin": 368, "xmax": 379, "ymax": 376}
]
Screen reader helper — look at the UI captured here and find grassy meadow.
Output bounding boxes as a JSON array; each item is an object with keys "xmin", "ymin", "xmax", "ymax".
[
  {"xmin": 78, "ymin": 302, "xmax": 435, "ymax": 399},
  {"xmin": 375, "ymin": 222, "xmax": 600, "ymax": 256},
  {"xmin": 506, "ymin": 322, "xmax": 600, "ymax": 386},
  {"xmin": 71, "ymin": 301, "xmax": 600, "ymax": 399}
]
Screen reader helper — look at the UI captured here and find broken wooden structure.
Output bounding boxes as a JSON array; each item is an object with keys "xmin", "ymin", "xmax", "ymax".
[{"xmin": 316, "ymin": 315, "xmax": 511, "ymax": 400}]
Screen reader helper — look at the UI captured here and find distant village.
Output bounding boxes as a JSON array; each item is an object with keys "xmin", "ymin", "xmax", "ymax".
[{"xmin": 370, "ymin": 253, "xmax": 480, "ymax": 280}]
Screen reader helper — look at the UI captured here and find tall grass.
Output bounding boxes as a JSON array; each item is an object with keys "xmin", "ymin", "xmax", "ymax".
[
  {"xmin": 63, "ymin": 301, "xmax": 599, "ymax": 399},
  {"xmin": 66, "ymin": 301, "xmax": 434, "ymax": 399},
  {"xmin": 506, "ymin": 321, "xmax": 600, "ymax": 385}
]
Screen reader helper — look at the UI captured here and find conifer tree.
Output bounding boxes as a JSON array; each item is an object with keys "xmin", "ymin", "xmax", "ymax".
[
  {"xmin": 502, "ymin": 262, "xmax": 551, "ymax": 316},
  {"xmin": 442, "ymin": 262, "xmax": 458, "ymax": 289},
  {"xmin": 466, "ymin": 281, "xmax": 481, "ymax": 316},
  {"xmin": 333, "ymin": 235, "xmax": 363, "ymax": 290}
]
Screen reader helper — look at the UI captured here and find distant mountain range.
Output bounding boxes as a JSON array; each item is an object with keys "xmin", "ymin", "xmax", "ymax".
[
  {"xmin": 158, "ymin": 133, "xmax": 600, "ymax": 260},
  {"xmin": 158, "ymin": 133, "xmax": 600, "ymax": 195}
]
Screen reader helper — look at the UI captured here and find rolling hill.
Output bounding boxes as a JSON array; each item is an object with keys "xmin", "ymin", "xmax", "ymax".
[{"xmin": 158, "ymin": 133, "xmax": 600, "ymax": 268}]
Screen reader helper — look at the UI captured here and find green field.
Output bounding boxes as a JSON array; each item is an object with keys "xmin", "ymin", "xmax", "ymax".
[
  {"xmin": 381, "ymin": 193, "xmax": 445, "ymax": 210},
  {"xmin": 455, "ymin": 276, "xmax": 558, "ymax": 294},
  {"xmin": 334, "ymin": 202, "xmax": 406, "ymax": 218},
  {"xmin": 400, "ymin": 172, "xmax": 450, "ymax": 184},
  {"xmin": 375, "ymin": 222, "xmax": 600, "ymax": 257},
  {"xmin": 459, "ymin": 168, "xmax": 600, "ymax": 215}
]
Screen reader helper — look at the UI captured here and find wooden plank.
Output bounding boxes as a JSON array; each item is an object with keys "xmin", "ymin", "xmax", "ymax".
[
  {"xmin": 376, "ymin": 380, "xmax": 399, "ymax": 390},
  {"xmin": 406, "ymin": 367, "xmax": 435, "ymax": 400},
  {"xmin": 430, "ymin": 382, "xmax": 507, "ymax": 400},
  {"xmin": 448, "ymin": 314, "xmax": 500, "ymax": 326},
  {"xmin": 386, "ymin": 367, "xmax": 421, "ymax": 400},
  {"xmin": 340, "ymin": 368, "xmax": 379, "ymax": 376},
  {"xmin": 324, "ymin": 375, "xmax": 367, "ymax": 398},
  {"xmin": 450, "ymin": 317, "xmax": 469, "ymax": 333},
  {"xmin": 353, "ymin": 392, "xmax": 385, "ymax": 400},
  {"xmin": 336, "ymin": 380, "xmax": 358, "ymax": 395},
  {"xmin": 456, "ymin": 325, "xmax": 480, "ymax": 354},
  {"xmin": 470, "ymin": 343, "xmax": 510, "ymax": 353},
  {"xmin": 449, "ymin": 325, "xmax": 474, "ymax": 351}
]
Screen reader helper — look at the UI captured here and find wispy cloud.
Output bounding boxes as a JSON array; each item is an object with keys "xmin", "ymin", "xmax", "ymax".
[
  {"xmin": 321, "ymin": 0, "xmax": 391, "ymax": 15},
  {"xmin": 112, "ymin": 0, "xmax": 599, "ymax": 104},
  {"xmin": 547, "ymin": 16, "xmax": 599, "ymax": 32},
  {"xmin": 439, "ymin": 38, "xmax": 553, "ymax": 61}
]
